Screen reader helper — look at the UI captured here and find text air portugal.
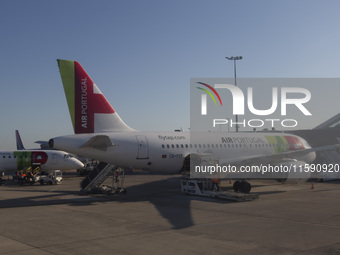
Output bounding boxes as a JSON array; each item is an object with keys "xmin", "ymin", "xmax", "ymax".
[{"xmin": 74, "ymin": 62, "xmax": 115, "ymax": 134}]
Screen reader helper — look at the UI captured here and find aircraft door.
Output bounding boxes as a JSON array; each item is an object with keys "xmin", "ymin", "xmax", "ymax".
[
  {"xmin": 52, "ymin": 154, "xmax": 58, "ymax": 164},
  {"xmin": 136, "ymin": 135, "xmax": 149, "ymax": 159}
]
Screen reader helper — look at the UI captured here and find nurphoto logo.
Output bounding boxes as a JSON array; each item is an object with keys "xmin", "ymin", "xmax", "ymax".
[{"xmin": 196, "ymin": 81, "xmax": 312, "ymax": 129}]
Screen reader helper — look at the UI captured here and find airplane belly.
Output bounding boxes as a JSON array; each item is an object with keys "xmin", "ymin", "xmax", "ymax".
[{"xmin": 148, "ymin": 157, "xmax": 183, "ymax": 173}]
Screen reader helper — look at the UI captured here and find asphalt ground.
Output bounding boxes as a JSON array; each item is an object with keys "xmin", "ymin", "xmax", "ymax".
[{"xmin": 0, "ymin": 174, "xmax": 340, "ymax": 255}]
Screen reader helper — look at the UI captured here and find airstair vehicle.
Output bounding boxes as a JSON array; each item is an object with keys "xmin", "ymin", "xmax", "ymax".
[
  {"xmin": 80, "ymin": 162, "xmax": 126, "ymax": 194},
  {"xmin": 16, "ymin": 164, "xmax": 41, "ymax": 185}
]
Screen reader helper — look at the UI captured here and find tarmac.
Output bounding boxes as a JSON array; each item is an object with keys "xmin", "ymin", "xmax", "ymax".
[{"xmin": 0, "ymin": 173, "xmax": 340, "ymax": 255}]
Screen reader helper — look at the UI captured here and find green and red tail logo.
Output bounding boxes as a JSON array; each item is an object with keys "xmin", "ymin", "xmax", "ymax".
[{"xmin": 57, "ymin": 60, "xmax": 115, "ymax": 134}]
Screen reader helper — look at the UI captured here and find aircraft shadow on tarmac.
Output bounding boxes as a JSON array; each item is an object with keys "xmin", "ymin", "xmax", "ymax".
[
  {"xmin": 239, "ymin": 184, "xmax": 286, "ymax": 196},
  {"xmin": 0, "ymin": 176, "xmax": 284, "ymax": 229}
]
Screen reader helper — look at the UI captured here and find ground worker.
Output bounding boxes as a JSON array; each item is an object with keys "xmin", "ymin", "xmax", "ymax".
[{"xmin": 212, "ymin": 174, "xmax": 220, "ymax": 191}]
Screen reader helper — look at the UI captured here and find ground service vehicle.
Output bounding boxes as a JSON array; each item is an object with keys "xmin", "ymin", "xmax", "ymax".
[{"xmin": 36, "ymin": 170, "xmax": 63, "ymax": 185}]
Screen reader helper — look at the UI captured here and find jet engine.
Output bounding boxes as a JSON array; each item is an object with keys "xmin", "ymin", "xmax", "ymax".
[{"xmin": 275, "ymin": 160, "xmax": 311, "ymax": 183}]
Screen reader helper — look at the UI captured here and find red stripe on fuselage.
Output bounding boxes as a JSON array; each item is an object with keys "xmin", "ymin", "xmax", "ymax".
[
  {"xmin": 32, "ymin": 151, "xmax": 48, "ymax": 165},
  {"xmin": 284, "ymin": 136, "xmax": 305, "ymax": 150}
]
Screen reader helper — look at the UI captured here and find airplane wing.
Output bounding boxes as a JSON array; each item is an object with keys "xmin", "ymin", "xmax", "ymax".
[
  {"xmin": 80, "ymin": 135, "xmax": 114, "ymax": 151},
  {"xmin": 35, "ymin": 141, "xmax": 50, "ymax": 150}
]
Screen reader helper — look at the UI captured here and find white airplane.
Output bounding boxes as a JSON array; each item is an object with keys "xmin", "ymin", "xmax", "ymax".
[
  {"xmin": 0, "ymin": 130, "xmax": 84, "ymax": 173},
  {"xmin": 49, "ymin": 59, "xmax": 332, "ymax": 192}
]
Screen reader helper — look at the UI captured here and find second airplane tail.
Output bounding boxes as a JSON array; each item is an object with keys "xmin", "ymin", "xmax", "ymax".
[
  {"xmin": 57, "ymin": 59, "xmax": 135, "ymax": 134},
  {"xmin": 15, "ymin": 130, "xmax": 25, "ymax": 150}
]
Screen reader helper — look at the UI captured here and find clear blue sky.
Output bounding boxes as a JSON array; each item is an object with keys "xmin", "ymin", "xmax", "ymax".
[{"xmin": 1, "ymin": 0, "xmax": 340, "ymax": 149}]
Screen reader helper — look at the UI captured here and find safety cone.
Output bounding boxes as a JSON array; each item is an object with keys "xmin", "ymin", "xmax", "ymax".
[{"xmin": 311, "ymin": 182, "xmax": 314, "ymax": 190}]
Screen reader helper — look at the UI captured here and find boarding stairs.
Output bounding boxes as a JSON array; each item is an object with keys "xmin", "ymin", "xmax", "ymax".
[
  {"xmin": 80, "ymin": 162, "xmax": 115, "ymax": 192},
  {"xmin": 17, "ymin": 165, "xmax": 41, "ymax": 185}
]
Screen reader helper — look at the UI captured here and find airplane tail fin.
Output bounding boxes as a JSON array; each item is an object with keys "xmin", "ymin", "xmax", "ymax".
[
  {"xmin": 57, "ymin": 59, "xmax": 135, "ymax": 134},
  {"xmin": 15, "ymin": 130, "xmax": 25, "ymax": 150}
]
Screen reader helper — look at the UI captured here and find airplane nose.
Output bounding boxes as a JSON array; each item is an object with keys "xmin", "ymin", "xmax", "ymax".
[{"xmin": 73, "ymin": 159, "xmax": 84, "ymax": 169}]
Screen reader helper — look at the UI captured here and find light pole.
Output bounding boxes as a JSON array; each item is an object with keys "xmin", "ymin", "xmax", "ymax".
[{"xmin": 225, "ymin": 56, "xmax": 242, "ymax": 132}]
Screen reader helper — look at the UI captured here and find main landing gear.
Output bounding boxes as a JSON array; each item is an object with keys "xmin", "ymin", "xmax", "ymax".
[{"xmin": 233, "ymin": 180, "xmax": 251, "ymax": 193}]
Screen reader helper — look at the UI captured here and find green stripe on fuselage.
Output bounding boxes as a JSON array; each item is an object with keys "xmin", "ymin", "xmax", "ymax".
[
  {"xmin": 57, "ymin": 59, "xmax": 75, "ymax": 130},
  {"xmin": 265, "ymin": 136, "xmax": 289, "ymax": 153},
  {"xmin": 13, "ymin": 151, "xmax": 32, "ymax": 169}
]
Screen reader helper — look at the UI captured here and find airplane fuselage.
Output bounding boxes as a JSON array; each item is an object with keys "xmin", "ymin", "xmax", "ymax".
[
  {"xmin": 0, "ymin": 150, "xmax": 84, "ymax": 172},
  {"xmin": 51, "ymin": 131, "xmax": 316, "ymax": 173}
]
